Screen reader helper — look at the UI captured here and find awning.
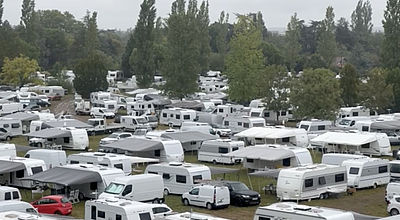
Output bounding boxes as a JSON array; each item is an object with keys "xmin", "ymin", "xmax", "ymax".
[
  {"xmin": 25, "ymin": 128, "xmax": 71, "ymax": 139},
  {"xmin": 3, "ymin": 112, "xmax": 39, "ymax": 122},
  {"xmin": 311, "ymin": 132, "xmax": 377, "ymax": 146},
  {"xmin": 161, "ymin": 131, "xmax": 217, "ymax": 144},
  {"xmin": 371, "ymin": 120, "xmax": 400, "ymax": 130},
  {"xmin": 22, "ymin": 166, "xmax": 102, "ymax": 186},
  {"xmin": 103, "ymin": 137, "xmax": 164, "ymax": 152},
  {"xmin": 235, "ymin": 127, "xmax": 303, "ymax": 139},
  {"xmin": 225, "ymin": 145, "xmax": 295, "ymax": 161},
  {"xmin": 249, "ymin": 169, "xmax": 281, "ymax": 178},
  {"xmin": 0, "ymin": 160, "xmax": 25, "ymax": 174}
]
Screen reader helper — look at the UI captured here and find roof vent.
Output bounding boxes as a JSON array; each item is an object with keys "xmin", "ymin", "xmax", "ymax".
[
  {"xmin": 169, "ymin": 162, "xmax": 182, "ymax": 166},
  {"xmin": 94, "ymin": 153, "xmax": 106, "ymax": 157},
  {"xmin": 294, "ymin": 205, "xmax": 312, "ymax": 211}
]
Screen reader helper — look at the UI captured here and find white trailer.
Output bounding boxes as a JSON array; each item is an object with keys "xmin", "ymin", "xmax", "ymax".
[
  {"xmin": 30, "ymin": 86, "xmax": 65, "ymax": 100},
  {"xmin": 68, "ymin": 152, "xmax": 132, "ymax": 175},
  {"xmin": 276, "ymin": 164, "xmax": 347, "ymax": 200},
  {"xmin": 0, "ymin": 118, "xmax": 22, "ymax": 137},
  {"xmin": 198, "ymin": 139, "xmax": 244, "ymax": 164},
  {"xmin": 0, "ymin": 102, "xmax": 23, "ymax": 116},
  {"xmin": 342, "ymin": 157, "xmax": 390, "ymax": 189},
  {"xmin": 321, "ymin": 153, "xmax": 368, "ymax": 166},
  {"xmin": 160, "ymin": 108, "xmax": 197, "ymax": 127},
  {"xmin": 145, "ymin": 162, "xmax": 211, "ymax": 195},
  {"xmin": 254, "ymin": 202, "xmax": 355, "ymax": 220},
  {"xmin": 223, "ymin": 116, "xmax": 265, "ymax": 134},
  {"xmin": 126, "ymin": 101, "xmax": 155, "ymax": 116},
  {"xmin": 338, "ymin": 106, "xmax": 375, "ymax": 119},
  {"xmin": 298, "ymin": 119, "xmax": 333, "ymax": 139},
  {"xmin": 24, "ymin": 149, "xmax": 67, "ymax": 169}
]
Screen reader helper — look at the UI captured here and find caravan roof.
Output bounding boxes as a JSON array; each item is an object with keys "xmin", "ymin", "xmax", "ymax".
[
  {"xmin": 279, "ymin": 164, "xmax": 343, "ymax": 176},
  {"xmin": 87, "ymin": 198, "xmax": 153, "ymax": 215},
  {"xmin": 235, "ymin": 126, "xmax": 306, "ymax": 139},
  {"xmin": 311, "ymin": 131, "xmax": 381, "ymax": 146},
  {"xmin": 341, "ymin": 157, "xmax": 388, "ymax": 167},
  {"xmin": 149, "ymin": 162, "xmax": 210, "ymax": 173},
  {"xmin": 0, "ymin": 157, "xmax": 45, "ymax": 174}
]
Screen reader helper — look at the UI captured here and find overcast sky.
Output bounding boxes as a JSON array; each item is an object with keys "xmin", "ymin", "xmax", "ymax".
[{"xmin": 3, "ymin": 0, "xmax": 387, "ymax": 31}]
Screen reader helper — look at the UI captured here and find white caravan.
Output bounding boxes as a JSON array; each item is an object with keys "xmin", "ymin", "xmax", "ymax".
[
  {"xmin": 0, "ymin": 186, "xmax": 21, "ymax": 201},
  {"xmin": 99, "ymin": 174, "xmax": 164, "ymax": 203},
  {"xmin": 227, "ymin": 145, "xmax": 312, "ymax": 171},
  {"xmin": 0, "ymin": 156, "xmax": 46, "ymax": 188},
  {"xmin": 223, "ymin": 116, "xmax": 265, "ymax": 134},
  {"xmin": 338, "ymin": 106, "xmax": 374, "ymax": 119},
  {"xmin": 0, "ymin": 143, "xmax": 16, "ymax": 157},
  {"xmin": 390, "ymin": 160, "xmax": 400, "ymax": 181},
  {"xmin": 26, "ymin": 127, "xmax": 89, "ymax": 150},
  {"xmin": 90, "ymin": 91, "xmax": 111, "ymax": 106},
  {"xmin": 342, "ymin": 157, "xmax": 390, "ymax": 189},
  {"xmin": 0, "ymin": 102, "xmax": 23, "ymax": 116},
  {"xmin": 126, "ymin": 101, "xmax": 155, "ymax": 116},
  {"xmin": 336, "ymin": 116, "xmax": 371, "ymax": 128},
  {"xmin": 24, "ymin": 149, "xmax": 67, "ymax": 169},
  {"xmin": 180, "ymin": 121, "xmax": 213, "ymax": 135},
  {"xmin": 182, "ymin": 184, "xmax": 230, "ymax": 209},
  {"xmin": 31, "ymin": 86, "xmax": 65, "ymax": 99},
  {"xmin": 85, "ymin": 198, "xmax": 154, "ymax": 220},
  {"xmin": 0, "ymin": 118, "xmax": 22, "ymax": 136},
  {"xmin": 321, "ymin": 153, "xmax": 368, "ymax": 166},
  {"xmin": 250, "ymin": 107, "xmax": 294, "ymax": 124},
  {"xmin": 298, "ymin": 120, "xmax": 333, "ymax": 139},
  {"xmin": 198, "ymin": 139, "xmax": 244, "ymax": 164},
  {"xmin": 145, "ymin": 162, "xmax": 211, "ymax": 195},
  {"xmin": 160, "ymin": 108, "xmax": 197, "ymax": 127},
  {"xmin": 310, "ymin": 131, "xmax": 392, "ymax": 156},
  {"xmin": 121, "ymin": 116, "xmax": 151, "ymax": 131},
  {"xmin": 254, "ymin": 202, "xmax": 355, "ymax": 220},
  {"xmin": 235, "ymin": 126, "xmax": 309, "ymax": 148},
  {"xmin": 214, "ymin": 104, "xmax": 244, "ymax": 118},
  {"xmin": 68, "ymin": 152, "xmax": 132, "ymax": 175},
  {"xmin": 277, "ymin": 164, "xmax": 347, "ymax": 200}
]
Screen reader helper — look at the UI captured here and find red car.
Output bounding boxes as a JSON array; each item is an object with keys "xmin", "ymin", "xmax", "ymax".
[{"xmin": 31, "ymin": 195, "xmax": 72, "ymax": 215}]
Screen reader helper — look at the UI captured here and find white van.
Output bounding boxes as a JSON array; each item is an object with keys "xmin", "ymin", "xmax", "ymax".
[
  {"xmin": 24, "ymin": 149, "xmax": 67, "ymax": 169},
  {"xmin": 121, "ymin": 115, "xmax": 151, "ymax": 131},
  {"xmin": 160, "ymin": 108, "xmax": 197, "ymax": 127},
  {"xmin": 321, "ymin": 153, "xmax": 368, "ymax": 166},
  {"xmin": 90, "ymin": 107, "xmax": 115, "ymax": 118},
  {"xmin": 0, "ymin": 186, "xmax": 21, "ymax": 201},
  {"xmin": 0, "ymin": 118, "xmax": 22, "ymax": 137},
  {"xmin": 145, "ymin": 162, "xmax": 211, "ymax": 195},
  {"xmin": 276, "ymin": 164, "xmax": 347, "ymax": 200},
  {"xmin": 0, "ymin": 102, "xmax": 23, "ymax": 116},
  {"xmin": 0, "ymin": 143, "xmax": 16, "ymax": 157},
  {"xmin": 386, "ymin": 182, "xmax": 400, "ymax": 202},
  {"xmin": 68, "ymin": 152, "xmax": 132, "ymax": 175},
  {"xmin": 342, "ymin": 157, "xmax": 390, "ymax": 189},
  {"xmin": 0, "ymin": 200, "xmax": 38, "ymax": 214},
  {"xmin": 85, "ymin": 198, "xmax": 154, "ymax": 220},
  {"xmin": 182, "ymin": 184, "xmax": 230, "ymax": 210},
  {"xmin": 198, "ymin": 139, "xmax": 244, "ymax": 164},
  {"xmin": 390, "ymin": 160, "xmax": 400, "ymax": 181},
  {"xmin": 99, "ymin": 174, "xmax": 164, "ymax": 203},
  {"xmin": 254, "ymin": 202, "xmax": 355, "ymax": 220}
]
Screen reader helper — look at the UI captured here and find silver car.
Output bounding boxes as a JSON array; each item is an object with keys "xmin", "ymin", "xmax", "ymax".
[{"xmin": 0, "ymin": 128, "xmax": 12, "ymax": 141}]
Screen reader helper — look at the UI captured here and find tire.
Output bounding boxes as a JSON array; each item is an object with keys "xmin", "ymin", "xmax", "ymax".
[
  {"xmin": 319, "ymin": 193, "xmax": 325, "ymax": 200},
  {"xmin": 391, "ymin": 208, "xmax": 399, "ymax": 216},
  {"xmin": 373, "ymin": 183, "xmax": 378, "ymax": 189},
  {"xmin": 55, "ymin": 211, "xmax": 61, "ymax": 215},
  {"xmin": 163, "ymin": 189, "xmax": 169, "ymax": 196},
  {"xmin": 37, "ymin": 143, "xmax": 42, "ymax": 148},
  {"xmin": 152, "ymin": 199, "xmax": 159, "ymax": 204},
  {"xmin": 213, "ymin": 160, "xmax": 217, "ymax": 165},
  {"xmin": 183, "ymin": 199, "xmax": 190, "ymax": 206},
  {"xmin": 78, "ymin": 192, "xmax": 85, "ymax": 200},
  {"xmin": 206, "ymin": 202, "xmax": 213, "ymax": 210},
  {"xmin": 5, "ymin": 136, "xmax": 11, "ymax": 141}
]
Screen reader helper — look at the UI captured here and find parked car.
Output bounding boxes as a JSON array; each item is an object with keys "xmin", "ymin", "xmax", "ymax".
[
  {"xmin": 0, "ymin": 128, "xmax": 12, "ymax": 141},
  {"xmin": 31, "ymin": 195, "xmax": 72, "ymax": 215},
  {"xmin": 36, "ymin": 99, "xmax": 51, "ymax": 108},
  {"xmin": 99, "ymin": 132, "xmax": 133, "ymax": 146},
  {"xmin": 90, "ymin": 107, "xmax": 115, "ymax": 119},
  {"xmin": 182, "ymin": 184, "xmax": 230, "ymax": 210},
  {"xmin": 388, "ymin": 195, "xmax": 400, "ymax": 216},
  {"xmin": 150, "ymin": 203, "xmax": 173, "ymax": 218},
  {"xmin": 221, "ymin": 181, "xmax": 260, "ymax": 206}
]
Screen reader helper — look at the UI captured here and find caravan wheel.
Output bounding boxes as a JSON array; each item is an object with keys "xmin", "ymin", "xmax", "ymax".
[
  {"xmin": 163, "ymin": 189, "xmax": 169, "ymax": 196},
  {"xmin": 319, "ymin": 193, "xmax": 326, "ymax": 200},
  {"xmin": 373, "ymin": 183, "xmax": 378, "ymax": 189},
  {"xmin": 390, "ymin": 208, "xmax": 399, "ymax": 216}
]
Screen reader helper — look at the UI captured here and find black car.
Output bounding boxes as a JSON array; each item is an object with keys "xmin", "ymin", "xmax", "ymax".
[
  {"xmin": 36, "ymin": 99, "xmax": 51, "ymax": 107},
  {"xmin": 222, "ymin": 181, "xmax": 261, "ymax": 206}
]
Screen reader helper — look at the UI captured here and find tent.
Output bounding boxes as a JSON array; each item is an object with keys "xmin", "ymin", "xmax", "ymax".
[{"xmin": 103, "ymin": 137, "xmax": 164, "ymax": 152}]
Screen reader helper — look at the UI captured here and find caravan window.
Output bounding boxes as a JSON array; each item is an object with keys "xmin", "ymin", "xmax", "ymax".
[
  {"xmin": 362, "ymin": 126, "xmax": 369, "ymax": 132},
  {"xmin": 219, "ymin": 147, "xmax": 229, "ymax": 154},
  {"xmin": 176, "ymin": 175, "xmax": 187, "ymax": 183},
  {"xmin": 3, "ymin": 124, "xmax": 9, "ymax": 128},
  {"xmin": 70, "ymin": 160, "xmax": 79, "ymax": 164},
  {"xmin": 281, "ymin": 111, "xmax": 287, "ymax": 116},
  {"xmin": 98, "ymin": 210, "xmax": 105, "ymax": 218},
  {"xmin": 11, "ymin": 123, "xmax": 20, "ymax": 128},
  {"xmin": 317, "ymin": 125, "xmax": 325, "ymax": 130},
  {"xmin": 193, "ymin": 175, "xmax": 202, "ymax": 183},
  {"xmin": 335, "ymin": 173, "xmax": 345, "ymax": 182},
  {"xmin": 349, "ymin": 167, "xmax": 359, "ymax": 175},
  {"xmin": 282, "ymin": 137, "xmax": 290, "ymax": 143},
  {"xmin": 183, "ymin": 115, "xmax": 190, "ymax": 120},
  {"xmin": 353, "ymin": 112, "xmax": 359, "ymax": 116},
  {"xmin": 163, "ymin": 113, "xmax": 167, "ymax": 118},
  {"xmin": 218, "ymin": 109, "xmax": 224, "ymax": 113},
  {"xmin": 264, "ymin": 112, "xmax": 270, "ymax": 117},
  {"xmin": 176, "ymin": 114, "xmax": 181, "ymax": 119},
  {"xmin": 90, "ymin": 182, "xmax": 98, "ymax": 191},
  {"xmin": 116, "ymin": 215, "xmax": 122, "ymax": 220},
  {"xmin": 31, "ymin": 166, "xmax": 43, "ymax": 174},
  {"xmin": 361, "ymin": 143, "xmax": 370, "ymax": 148},
  {"xmin": 304, "ymin": 179, "xmax": 313, "ymax": 188},
  {"xmin": 379, "ymin": 166, "xmax": 388, "ymax": 173},
  {"xmin": 318, "ymin": 177, "xmax": 326, "ymax": 185},
  {"xmin": 224, "ymin": 121, "xmax": 229, "ymax": 126},
  {"xmin": 238, "ymin": 122, "xmax": 242, "ymax": 126},
  {"xmin": 243, "ymin": 123, "xmax": 249, "ymax": 128},
  {"xmin": 282, "ymin": 158, "xmax": 291, "ymax": 167},
  {"xmin": 4, "ymin": 192, "xmax": 11, "ymax": 200},
  {"xmin": 16, "ymin": 169, "xmax": 24, "ymax": 178},
  {"xmin": 139, "ymin": 213, "xmax": 152, "ymax": 220},
  {"xmin": 247, "ymin": 158, "xmax": 254, "ymax": 163},
  {"xmin": 91, "ymin": 206, "xmax": 96, "ymax": 220},
  {"xmin": 64, "ymin": 137, "xmax": 70, "ymax": 144},
  {"xmin": 114, "ymin": 163, "xmax": 123, "ymax": 169},
  {"xmin": 154, "ymin": 150, "xmax": 161, "ymax": 157},
  {"xmin": 232, "ymin": 147, "xmax": 239, "ymax": 151}
]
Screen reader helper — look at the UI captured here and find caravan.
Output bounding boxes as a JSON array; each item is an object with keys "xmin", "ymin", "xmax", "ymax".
[
  {"xmin": 145, "ymin": 162, "xmax": 211, "ymax": 195},
  {"xmin": 68, "ymin": 152, "xmax": 132, "ymax": 175},
  {"xmin": 223, "ymin": 116, "xmax": 265, "ymax": 134},
  {"xmin": 342, "ymin": 157, "xmax": 390, "ymax": 189},
  {"xmin": 24, "ymin": 149, "xmax": 67, "ymax": 169},
  {"xmin": 198, "ymin": 139, "xmax": 244, "ymax": 164},
  {"xmin": 0, "ymin": 118, "xmax": 22, "ymax": 137},
  {"xmin": 159, "ymin": 108, "xmax": 197, "ymax": 127},
  {"xmin": 276, "ymin": 164, "xmax": 347, "ymax": 200},
  {"xmin": 338, "ymin": 106, "xmax": 375, "ymax": 119},
  {"xmin": 298, "ymin": 120, "xmax": 333, "ymax": 139},
  {"xmin": 321, "ymin": 153, "xmax": 368, "ymax": 166},
  {"xmin": 0, "ymin": 102, "xmax": 23, "ymax": 116}
]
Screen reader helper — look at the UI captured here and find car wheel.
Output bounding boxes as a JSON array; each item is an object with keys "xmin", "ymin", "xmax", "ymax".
[
  {"xmin": 391, "ymin": 208, "xmax": 399, "ymax": 216},
  {"xmin": 152, "ymin": 198, "xmax": 159, "ymax": 204},
  {"xmin": 183, "ymin": 199, "xmax": 190, "ymax": 206},
  {"xmin": 55, "ymin": 211, "xmax": 61, "ymax": 215},
  {"xmin": 5, "ymin": 136, "xmax": 11, "ymax": 141},
  {"xmin": 373, "ymin": 183, "xmax": 378, "ymax": 189},
  {"xmin": 37, "ymin": 143, "xmax": 42, "ymax": 148},
  {"xmin": 163, "ymin": 189, "xmax": 169, "ymax": 196},
  {"xmin": 319, "ymin": 193, "xmax": 325, "ymax": 200},
  {"xmin": 206, "ymin": 202, "xmax": 213, "ymax": 210}
]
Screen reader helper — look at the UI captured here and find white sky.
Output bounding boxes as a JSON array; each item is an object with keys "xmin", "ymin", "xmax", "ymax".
[{"xmin": 3, "ymin": 0, "xmax": 386, "ymax": 31}]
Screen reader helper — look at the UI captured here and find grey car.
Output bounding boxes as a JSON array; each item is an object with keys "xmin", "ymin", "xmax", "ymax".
[{"xmin": 0, "ymin": 128, "xmax": 12, "ymax": 141}]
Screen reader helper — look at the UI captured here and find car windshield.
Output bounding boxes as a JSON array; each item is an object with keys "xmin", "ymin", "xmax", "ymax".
[
  {"xmin": 61, "ymin": 197, "xmax": 69, "ymax": 203},
  {"xmin": 339, "ymin": 119, "xmax": 351, "ymax": 126},
  {"xmin": 230, "ymin": 182, "xmax": 249, "ymax": 191},
  {"xmin": 108, "ymin": 134, "xmax": 119, "ymax": 138},
  {"xmin": 105, "ymin": 183, "xmax": 125, "ymax": 194},
  {"xmin": 147, "ymin": 116, "xmax": 157, "ymax": 122}
]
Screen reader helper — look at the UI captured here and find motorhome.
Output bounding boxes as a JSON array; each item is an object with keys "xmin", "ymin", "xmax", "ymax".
[
  {"xmin": 342, "ymin": 157, "xmax": 390, "ymax": 189},
  {"xmin": 24, "ymin": 149, "xmax": 67, "ymax": 169},
  {"xmin": 0, "ymin": 118, "xmax": 22, "ymax": 137},
  {"xmin": 75, "ymin": 100, "xmax": 91, "ymax": 115},
  {"xmin": 99, "ymin": 174, "xmax": 164, "ymax": 203},
  {"xmin": 198, "ymin": 139, "xmax": 244, "ymax": 164},
  {"xmin": 228, "ymin": 145, "xmax": 313, "ymax": 171},
  {"xmin": 254, "ymin": 202, "xmax": 355, "ymax": 220},
  {"xmin": 321, "ymin": 153, "xmax": 368, "ymax": 166},
  {"xmin": 126, "ymin": 101, "xmax": 155, "ymax": 116},
  {"xmin": 390, "ymin": 160, "xmax": 400, "ymax": 181},
  {"xmin": 338, "ymin": 106, "xmax": 375, "ymax": 119},
  {"xmin": 145, "ymin": 162, "xmax": 211, "ymax": 195},
  {"xmin": 90, "ymin": 92, "xmax": 111, "ymax": 106},
  {"xmin": 223, "ymin": 116, "xmax": 265, "ymax": 134},
  {"xmin": 107, "ymin": 70, "xmax": 124, "ymax": 85},
  {"xmin": 298, "ymin": 120, "xmax": 333, "ymax": 139},
  {"xmin": 0, "ymin": 102, "xmax": 23, "ymax": 116},
  {"xmin": 159, "ymin": 108, "xmax": 197, "ymax": 127},
  {"xmin": 120, "ymin": 115, "xmax": 151, "ymax": 131},
  {"xmin": 68, "ymin": 152, "xmax": 132, "ymax": 175},
  {"xmin": 353, "ymin": 119, "xmax": 400, "ymax": 145},
  {"xmin": 0, "ymin": 186, "xmax": 21, "ymax": 201},
  {"xmin": 25, "ymin": 164, "xmax": 125, "ymax": 199},
  {"xmin": 310, "ymin": 131, "xmax": 392, "ymax": 156},
  {"xmin": 235, "ymin": 126, "xmax": 309, "ymax": 148},
  {"xmin": 85, "ymin": 198, "xmax": 154, "ymax": 220},
  {"xmin": 0, "ymin": 156, "xmax": 47, "ymax": 188},
  {"xmin": 0, "ymin": 143, "xmax": 16, "ymax": 157},
  {"xmin": 276, "ymin": 164, "xmax": 347, "ymax": 200},
  {"xmin": 336, "ymin": 116, "xmax": 371, "ymax": 128}
]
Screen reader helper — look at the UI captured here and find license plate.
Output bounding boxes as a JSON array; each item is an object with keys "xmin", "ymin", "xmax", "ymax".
[{"xmin": 252, "ymin": 198, "xmax": 258, "ymax": 200}]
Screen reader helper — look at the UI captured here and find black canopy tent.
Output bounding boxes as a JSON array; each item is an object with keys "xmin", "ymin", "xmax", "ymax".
[{"xmin": 103, "ymin": 137, "xmax": 164, "ymax": 152}]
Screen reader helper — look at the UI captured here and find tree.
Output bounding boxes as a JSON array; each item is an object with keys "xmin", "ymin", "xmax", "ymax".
[
  {"xmin": 83, "ymin": 11, "xmax": 98, "ymax": 56},
  {"xmin": 130, "ymin": 0, "xmax": 157, "ymax": 88},
  {"xmin": 284, "ymin": 13, "xmax": 302, "ymax": 72},
  {"xmin": 225, "ymin": 15, "xmax": 264, "ymax": 103},
  {"xmin": 336, "ymin": 17, "xmax": 354, "ymax": 50},
  {"xmin": 20, "ymin": 0, "xmax": 38, "ymax": 44},
  {"xmin": 1, "ymin": 55, "xmax": 40, "ymax": 88},
  {"xmin": 196, "ymin": 1, "xmax": 211, "ymax": 74},
  {"xmin": 121, "ymin": 32, "xmax": 135, "ymax": 77},
  {"xmin": 0, "ymin": 0, "xmax": 3, "ymax": 25},
  {"xmin": 73, "ymin": 53, "xmax": 108, "ymax": 98},
  {"xmin": 261, "ymin": 42, "xmax": 284, "ymax": 66},
  {"xmin": 359, "ymin": 68, "xmax": 394, "ymax": 113},
  {"xmin": 351, "ymin": 0, "xmax": 373, "ymax": 46},
  {"xmin": 340, "ymin": 64, "xmax": 359, "ymax": 106},
  {"xmin": 317, "ymin": 6, "xmax": 337, "ymax": 69},
  {"xmin": 209, "ymin": 11, "xmax": 230, "ymax": 71},
  {"xmin": 291, "ymin": 68, "xmax": 341, "ymax": 120}
]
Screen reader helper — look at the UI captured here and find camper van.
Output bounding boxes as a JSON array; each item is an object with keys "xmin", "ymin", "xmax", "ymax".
[
  {"xmin": 298, "ymin": 120, "xmax": 333, "ymax": 139},
  {"xmin": 120, "ymin": 116, "xmax": 151, "ymax": 131},
  {"xmin": 321, "ymin": 153, "xmax": 368, "ymax": 166},
  {"xmin": 160, "ymin": 108, "xmax": 197, "ymax": 127},
  {"xmin": 0, "ymin": 186, "xmax": 21, "ymax": 201},
  {"xmin": 0, "ymin": 102, "xmax": 23, "ymax": 116},
  {"xmin": 126, "ymin": 101, "xmax": 155, "ymax": 116},
  {"xmin": 145, "ymin": 162, "xmax": 211, "ymax": 195},
  {"xmin": 0, "ymin": 156, "xmax": 47, "ymax": 188},
  {"xmin": 90, "ymin": 92, "xmax": 111, "ymax": 106},
  {"xmin": 0, "ymin": 118, "xmax": 22, "ymax": 137},
  {"xmin": 342, "ymin": 157, "xmax": 390, "ymax": 189},
  {"xmin": 198, "ymin": 139, "xmax": 244, "ymax": 164},
  {"xmin": 24, "ymin": 149, "xmax": 66, "ymax": 169},
  {"xmin": 254, "ymin": 202, "xmax": 355, "ymax": 220},
  {"xmin": 223, "ymin": 116, "xmax": 265, "ymax": 134},
  {"xmin": 0, "ymin": 143, "xmax": 16, "ymax": 157},
  {"xmin": 276, "ymin": 164, "xmax": 347, "ymax": 200},
  {"xmin": 68, "ymin": 152, "xmax": 132, "ymax": 175},
  {"xmin": 85, "ymin": 198, "xmax": 154, "ymax": 220},
  {"xmin": 99, "ymin": 174, "xmax": 164, "ymax": 203},
  {"xmin": 338, "ymin": 106, "xmax": 374, "ymax": 119}
]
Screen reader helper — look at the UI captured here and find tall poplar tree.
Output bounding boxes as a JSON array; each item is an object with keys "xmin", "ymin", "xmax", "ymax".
[
  {"xmin": 340, "ymin": 64, "xmax": 359, "ymax": 107},
  {"xmin": 317, "ymin": 6, "xmax": 337, "ymax": 69},
  {"xmin": 284, "ymin": 13, "xmax": 302, "ymax": 72}
]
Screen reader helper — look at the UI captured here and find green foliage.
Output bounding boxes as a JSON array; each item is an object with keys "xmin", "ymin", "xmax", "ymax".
[
  {"xmin": 351, "ymin": 0, "xmax": 373, "ymax": 44},
  {"xmin": 359, "ymin": 68, "xmax": 393, "ymax": 113},
  {"xmin": 261, "ymin": 42, "xmax": 284, "ymax": 66},
  {"xmin": 225, "ymin": 15, "xmax": 264, "ymax": 103},
  {"xmin": 1, "ymin": 55, "xmax": 40, "ymax": 88},
  {"xmin": 73, "ymin": 53, "xmax": 108, "ymax": 98},
  {"xmin": 83, "ymin": 11, "xmax": 98, "ymax": 56},
  {"xmin": 208, "ymin": 11, "xmax": 230, "ymax": 71},
  {"xmin": 387, "ymin": 68, "xmax": 400, "ymax": 111},
  {"xmin": 336, "ymin": 17, "xmax": 354, "ymax": 50},
  {"xmin": 291, "ymin": 68, "xmax": 341, "ymax": 120},
  {"xmin": 317, "ymin": 6, "xmax": 337, "ymax": 69},
  {"xmin": 340, "ymin": 64, "xmax": 359, "ymax": 106},
  {"xmin": 382, "ymin": 0, "xmax": 400, "ymax": 69},
  {"xmin": 197, "ymin": 1, "xmax": 211, "ymax": 74},
  {"xmin": 121, "ymin": 32, "xmax": 135, "ymax": 77},
  {"xmin": 284, "ymin": 13, "xmax": 302, "ymax": 72}
]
